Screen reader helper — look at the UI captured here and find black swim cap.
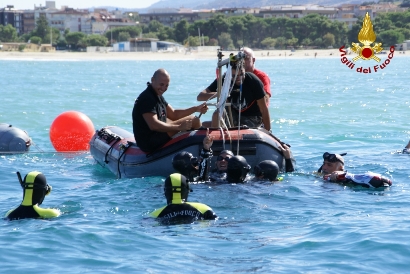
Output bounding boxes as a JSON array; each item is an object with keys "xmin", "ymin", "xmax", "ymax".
[
  {"xmin": 227, "ymin": 155, "xmax": 251, "ymax": 182},
  {"xmin": 323, "ymin": 152, "xmax": 346, "ymax": 165},
  {"xmin": 164, "ymin": 173, "xmax": 190, "ymax": 204},
  {"xmin": 172, "ymin": 151, "xmax": 198, "ymax": 180},
  {"xmin": 220, "ymin": 150, "xmax": 234, "ymax": 157},
  {"xmin": 254, "ymin": 160, "xmax": 279, "ymax": 181},
  {"xmin": 21, "ymin": 171, "xmax": 51, "ymax": 205}
]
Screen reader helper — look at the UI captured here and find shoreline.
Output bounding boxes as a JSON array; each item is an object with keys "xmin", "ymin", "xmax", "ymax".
[{"xmin": 0, "ymin": 49, "xmax": 407, "ymax": 61}]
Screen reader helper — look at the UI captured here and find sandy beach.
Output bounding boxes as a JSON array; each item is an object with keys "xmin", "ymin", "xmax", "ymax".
[
  {"xmin": 0, "ymin": 48, "xmax": 343, "ymax": 61},
  {"xmin": 1, "ymin": 48, "xmax": 406, "ymax": 61}
]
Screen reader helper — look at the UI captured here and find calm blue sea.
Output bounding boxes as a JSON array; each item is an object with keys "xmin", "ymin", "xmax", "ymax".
[{"xmin": 1, "ymin": 53, "xmax": 409, "ymax": 273}]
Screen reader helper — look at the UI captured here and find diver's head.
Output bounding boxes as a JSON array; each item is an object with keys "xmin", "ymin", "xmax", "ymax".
[
  {"xmin": 319, "ymin": 152, "xmax": 345, "ymax": 174},
  {"xmin": 216, "ymin": 149, "xmax": 234, "ymax": 172},
  {"xmin": 254, "ymin": 160, "xmax": 280, "ymax": 181},
  {"xmin": 18, "ymin": 171, "xmax": 51, "ymax": 206},
  {"xmin": 164, "ymin": 173, "xmax": 191, "ymax": 204},
  {"xmin": 226, "ymin": 155, "xmax": 251, "ymax": 183},
  {"xmin": 172, "ymin": 151, "xmax": 199, "ymax": 181}
]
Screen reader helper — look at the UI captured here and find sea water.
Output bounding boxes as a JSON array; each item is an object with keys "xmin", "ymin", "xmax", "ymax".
[{"xmin": 0, "ymin": 54, "xmax": 409, "ymax": 273}]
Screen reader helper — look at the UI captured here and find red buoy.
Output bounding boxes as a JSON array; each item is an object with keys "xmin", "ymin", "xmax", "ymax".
[{"xmin": 50, "ymin": 111, "xmax": 95, "ymax": 152}]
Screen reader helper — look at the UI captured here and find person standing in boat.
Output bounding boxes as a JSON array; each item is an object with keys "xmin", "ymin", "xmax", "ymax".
[
  {"xmin": 197, "ymin": 47, "xmax": 271, "ymax": 107},
  {"xmin": 132, "ymin": 68, "xmax": 209, "ymax": 153},
  {"xmin": 150, "ymin": 173, "xmax": 217, "ymax": 224},
  {"xmin": 199, "ymin": 62, "xmax": 271, "ymax": 130}
]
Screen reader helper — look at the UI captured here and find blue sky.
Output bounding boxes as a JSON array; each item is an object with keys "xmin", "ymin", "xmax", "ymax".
[{"xmin": 1, "ymin": 0, "xmax": 160, "ymax": 10}]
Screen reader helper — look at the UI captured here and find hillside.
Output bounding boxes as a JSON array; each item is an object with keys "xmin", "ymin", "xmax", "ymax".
[{"xmin": 147, "ymin": 0, "xmax": 364, "ymax": 9}]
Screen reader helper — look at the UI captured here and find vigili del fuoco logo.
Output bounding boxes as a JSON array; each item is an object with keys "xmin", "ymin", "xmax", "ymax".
[{"xmin": 339, "ymin": 12, "xmax": 395, "ymax": 73}]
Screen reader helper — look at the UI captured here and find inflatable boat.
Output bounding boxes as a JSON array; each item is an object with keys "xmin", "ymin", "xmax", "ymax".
[
  {"xmin": 89, "ymin": 126, "xmax": 294, "ymax": 178},
  {"xmin": 0, "ymin": 123, "xmax": 32, "ymax": 153}
]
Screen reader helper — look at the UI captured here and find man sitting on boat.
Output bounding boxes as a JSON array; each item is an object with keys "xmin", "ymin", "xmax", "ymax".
[
  {"xmin": 197, "ymin": 62, "xmax": 271, "ymax": 131},
  {"xmin": 150, "ymin": 173, "xmax": 217, "ymax": 224},
  {"xmin": 132, "ymin": 68, "xmax": 208, "ymax": 152},
  {"xmin": 319, "ymin": 152, "xmax": 392, "ymax": 188}
]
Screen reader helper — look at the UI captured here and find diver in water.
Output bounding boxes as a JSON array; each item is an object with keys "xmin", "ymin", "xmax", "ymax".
[
  {"xmin": 150, "ymin": 173, "xmax": 217, "ymax": 224},
  {"xmin": 319, "ymin": 152, "xmax": 392, "ymax": 188},
  {"xmin": 5, "ymin": 171, "xmax": 61, "ymax": 220},
  {"xmin": 226, "ymin": 155, "xmax": 251, "ymax": 183},
  {"xmin": 253, "ymin": 160, "xmax": 281, "ymax": 182},
  {"xmin": 402, "ymin": 140, "xmax": 410, "ymax": 154},
  {"xmin": 172, "ymin": 151, "xmax": 204, "ymax": 182}
]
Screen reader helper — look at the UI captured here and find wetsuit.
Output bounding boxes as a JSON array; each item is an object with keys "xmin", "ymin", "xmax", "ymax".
[
  {"xmin": 6, "ymin": 205, "xmax": 60, "ymax": 220},
  {"xmin": 324, "ymin": 171, "xmax": 392, "ymax": 188},
  {"xmin": 151, "ymin": 202, "xmax": 217, "ymax": 224},
  {"xmin": 5, "ymin": 171, "xmax": 60, "ymax": 220}
]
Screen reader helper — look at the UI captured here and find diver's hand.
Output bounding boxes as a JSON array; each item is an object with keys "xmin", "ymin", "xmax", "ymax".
[{"xmin": 203, "ymin": 128, "xmax": 213, "ymax": 150}]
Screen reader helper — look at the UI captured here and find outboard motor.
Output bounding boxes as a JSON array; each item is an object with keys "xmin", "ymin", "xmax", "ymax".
[{"xmin": 0, "ymin": 124, "xmax": 32, "ymax": 153}]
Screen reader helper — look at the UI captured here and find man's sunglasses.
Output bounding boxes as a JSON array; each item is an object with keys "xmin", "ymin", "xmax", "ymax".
[{"xmin": 217, "ymin": 155, "xmax": 231, "ymax": 162}]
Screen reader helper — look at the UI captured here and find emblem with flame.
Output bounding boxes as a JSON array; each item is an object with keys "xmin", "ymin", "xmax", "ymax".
[{"xmin": 351, "ymin": 12, "xmax": 383, "ymax": 62}]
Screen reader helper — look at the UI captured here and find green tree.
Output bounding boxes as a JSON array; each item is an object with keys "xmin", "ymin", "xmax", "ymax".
[
  {"xmin": 78, "ymin": 37, "xmax": 88, "ymax": 48},
  {"xmin": 323, "ymin": 33, "xmax": 335, "ymax": 47},
  {"xmin": 44, "ymin": 28, "xmax": 60, "ymax": 45},
  {"xmin": 261, "ymin": 37, "xmax": 276, "ymax": 49},
  {"xmin": 378, "ymin": 29, "xmax": 405, "ymax": 46},
  {"xmin": 142, "ymin": 32, "xmax": 158, "ymax": 39},
  {"xmin": 301, "ymin": 38, "xmax": 312, "ymax": 47},
  {"xmin": 0, "ymin": 24, "xmax": 18, "ymax": 42},
  {"xmin": 33, "ymin": 15, "xmax": 49, "ymax": 41},
  {"xmin": 229, "ymin": 16, "xmax": 247, "ymax": 47},
  {"xmin": 218, "ymin": 32, "xmax": 234, "ymax": 50},
  {"xmin": 275, "ymin": 36, "xmax": 287, "ymax": 49},
  {"xmin": 313, "ymin": 38, "xmax": 323, "ymax": 48},
  {"xmin": 87, "ymin": 34, "xmax": 108, "ymax": 46},
  {"xmin": 65, "ymin": 32, "xmax": 86, "ymax": 47},
  {"xmin": 184, "ymin": 36, "xmax": 200, "ymax": 47},
  {"xmin": 158, "ymin": 26, "xmax": 174, "ymax": 41},
  {"xmin": 118, "ymin": 32, "xmax": 131, "ymax": 42},
  {"xmin": 29, "ymin": 36, "xmax": 42, "ymax": 44},
  {"xmin": 56, "ymin": 37, "xmax": 67, "ymax": 48},
  {"xmin": 105, "ymin": 26, "xmax": 141, "ymax": 41},
  {"xmin": 287, "ymin": 37, "xmax": 298, "ymax": 47},
  {"xmin": 204, "ymin": 14, "xmax": 231, "ymax": 41},
  {"xmin": 174, "ymin": 20, "xmax": 189, "ymax": 43},
  {"xmin": 148, "ymin": 20, "xmax": 164, "ymax": 33}
]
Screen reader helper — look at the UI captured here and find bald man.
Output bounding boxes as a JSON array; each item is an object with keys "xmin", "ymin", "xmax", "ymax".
[{"xmin": 132, "ymin": 69, "xmax": 208, "ymax": 152}]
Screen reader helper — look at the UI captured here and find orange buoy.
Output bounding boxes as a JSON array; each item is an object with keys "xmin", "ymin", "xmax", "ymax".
[{"xmin": 50, "ymin": 111, "xmax": 95, "ymax": 152}]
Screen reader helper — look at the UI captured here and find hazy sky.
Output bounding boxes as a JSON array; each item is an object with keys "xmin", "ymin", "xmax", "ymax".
[{"xmin": 1, "ymin": 0, "xmax": 160, "ymax": 10}]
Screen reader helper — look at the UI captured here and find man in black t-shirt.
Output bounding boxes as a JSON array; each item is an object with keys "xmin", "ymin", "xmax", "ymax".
[
  {"xmin": 132, "ymin": 69, "xmax": 208, "ymax": 152},
  {"xmin": 200, "ymin": 65, "xmax": 271, "ymax": 130}
]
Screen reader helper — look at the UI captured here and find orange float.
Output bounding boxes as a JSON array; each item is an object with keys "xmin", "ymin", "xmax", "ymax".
[{"xmin": 50, "ymin": 111, "xmax": 95, "ymax": 152}]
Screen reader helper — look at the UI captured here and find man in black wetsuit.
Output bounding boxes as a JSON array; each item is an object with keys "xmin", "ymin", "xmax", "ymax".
[
  {"xmin": 150, "ymin": 173, "xmax": 217, "ymax": 224},
  {"xmin": 5, "ymin": 171, "xmax": 60, "ymax": 220},
  {"xmin": 132, "ymin": 68, "xmax": 208, "ymax": 152}
]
